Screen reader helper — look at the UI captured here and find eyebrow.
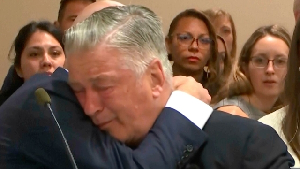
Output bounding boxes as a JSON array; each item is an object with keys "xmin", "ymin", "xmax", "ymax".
[
  {"xmin": 26, "ymin": 45, "xmax": 62, "ymax": 49},
  {"xmin": 67, "ymin": 15, "xmax": 77, "ymax": 19},
  {"xmin": 89, "ymin": 75, "xmax": 116, "ymax": 84},
  {"xmin": 253, "ymin": 53, "xmax": 287, "ymax": 58},
  {"xmin": 179, "ymin": 32, "xmax": 210, "ymax": 37}
]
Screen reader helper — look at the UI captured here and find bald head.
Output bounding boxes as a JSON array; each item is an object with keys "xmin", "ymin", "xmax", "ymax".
[{"xmin": 74, "ymin": 0, "xmax": 124, "ymax": 25}]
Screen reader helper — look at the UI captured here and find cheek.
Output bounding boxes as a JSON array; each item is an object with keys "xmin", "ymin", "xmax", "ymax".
[
  {"xmin": 61, "ymin": 20, "xmax": 73, "ymax": 31},
  {"xmin": 203, "ymin": 48, "xmax": 210, "ymax": 59},
  {"xmin": 225, "ymin": 36, "xmax": 233, "ymax": 48},
  {"xmin": 170, "ymin": 44, "xmax": 185, "ymax": 61},
  {"xmin": 20, "ymin": 59, "xmax": 40, "ymax": 80},
  {"xmin": 248, "ymin": 69, "xmax": 263, "ymax": 88},
  {"xmin": 75, "ymin": 92, "xmax": 86, "ymax": 108},
  {"xmin": 278, "ymin": 69, "xmax": 287, "ymax": 82},
  {"xmin": 53, "ymin": 56, "xmax": 66, "ymax": 68}
]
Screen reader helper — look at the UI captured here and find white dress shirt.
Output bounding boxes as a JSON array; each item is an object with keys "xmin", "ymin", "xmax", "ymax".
[{"xmin": 165, "ymin": 91, "xmax": 213, "ymax": 129}]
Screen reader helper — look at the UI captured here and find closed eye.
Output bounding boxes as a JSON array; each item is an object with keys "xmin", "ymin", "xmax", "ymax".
[{"xmin": 178, "ymin": 34, "xmax": 192, "ymax": 40}]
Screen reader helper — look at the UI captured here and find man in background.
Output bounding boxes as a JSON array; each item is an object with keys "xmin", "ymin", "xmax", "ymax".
[{"xmin": 54, "ymin": 0, "xmax": 96, "ymax": 31}]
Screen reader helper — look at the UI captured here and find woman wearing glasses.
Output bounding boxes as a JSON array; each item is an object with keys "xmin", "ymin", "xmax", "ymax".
[
  {"xmin": 165, "ymin": 9, "xmax": 228, "ymax": 98},
  {"xmin": 213, "ymin": 25, "xmax": 291, "ymax": 120},
  {"xmin": 259, "ymin": 21, "xmax": 300, "ymax": 167}
]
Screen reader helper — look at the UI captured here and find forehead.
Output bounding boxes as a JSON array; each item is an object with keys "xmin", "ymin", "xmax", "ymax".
[
  {"xmin": 213, "ymin": 15, "xmax": 231, "ymax": 27},
  {"xmin": 252, "ymin": 36, "xmax": 289, "ymax": 56},
  {"xmin": 26, "ymin": 30, "xmax": 60, "ymax": 46},
  {"xmin": 66, "ymin": 45, "xmax": 133, "ymax": 87},
  {"xmin": 174, "ymin": 16, "xmax": 209, "ymax": 34},
  {"xmin": 63, "ymin": 0, "xmax": 92, "ymax": 17},
  {"xmin": 66, "ymin": 45, "xmax": 123, "ymax": 73}
]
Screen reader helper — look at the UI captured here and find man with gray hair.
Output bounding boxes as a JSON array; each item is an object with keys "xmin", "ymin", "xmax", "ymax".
[{"xmin": 65, "ymin": 5, "xmax": 294, "ymax": 168}]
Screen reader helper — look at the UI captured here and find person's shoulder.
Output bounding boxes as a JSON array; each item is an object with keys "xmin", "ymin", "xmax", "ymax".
[
  {"xmin": 205, "ymin": 110, "xmax": 276, "ymax": 136},
  {"xmin": 1, "ymin": 68, "xmax": 70, "ymax": 109},
  {"xmin": 259, "ymin": 107, "xmax": 286, "ymax": 125}
]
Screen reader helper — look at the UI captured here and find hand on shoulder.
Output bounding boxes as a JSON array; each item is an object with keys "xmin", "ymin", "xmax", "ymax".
[{"xmin": 172, "ymin": 76, "xmax": 211, "ymax": 104}]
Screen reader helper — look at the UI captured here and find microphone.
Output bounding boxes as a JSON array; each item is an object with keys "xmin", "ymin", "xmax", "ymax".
[{"xmin": 35, "ymin": 88, "xmax": 78, "ymax": 169}]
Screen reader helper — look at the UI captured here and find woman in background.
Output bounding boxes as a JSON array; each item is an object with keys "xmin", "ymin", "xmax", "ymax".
[
  {"xmin": 259, "ymin": 20, "xmax": 300, "ymax": 167},
  {"xmin": 213, "ymin": 25, "xmax": 290, "ymax": 120},
  {"xmin": 204, "ymin": 8, "xmax": 237, "ymax": 61},
  {"xmin": 0, "ymin": 21, "xmax": 65, "ymax": 106},
  {"xmin": 210, "ymin": 35, "xmax": 233, "ymax": 104},
  {"xmin": 216, "ymin": 35, "xmax": 232, "ymax": 76},
  {"xmin": 165, "ymin": 9, "xmax": 228, "ymax": 98}
]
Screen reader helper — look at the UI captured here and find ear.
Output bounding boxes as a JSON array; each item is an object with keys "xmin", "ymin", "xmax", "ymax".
[
  {"xmin": 15, "ymin": 66, "xmax": 23, "ymax": 78},
  {"xmin": 147, "ymin": 59, "xmax": 165, "ymax": 99},
  {"xmin": 54, "ymin": 21, "xmax": 60, "ymax": 28}
]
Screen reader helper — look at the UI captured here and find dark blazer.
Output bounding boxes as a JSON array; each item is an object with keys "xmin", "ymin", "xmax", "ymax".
[
  {"xmin": 0, "ymin": 65, "xmax": 23, "ymax": 106},
  {"xmin": 178, "ymin": 110, "xmax": 294, "ymax": 169},
  {"xmin": 0, "ymin": 68, "xmax": 206, "ymax": 169}
]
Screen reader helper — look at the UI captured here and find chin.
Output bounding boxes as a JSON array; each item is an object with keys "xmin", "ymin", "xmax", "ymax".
[
  {"xmin": 184, "ymin": 65, "xmax": 202, "ymax": 72},
  {"xmin": 262, "ymin": 91, "xmax": 281, "ymax": 98}
]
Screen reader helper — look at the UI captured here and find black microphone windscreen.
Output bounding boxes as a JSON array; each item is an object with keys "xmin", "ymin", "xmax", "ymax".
[{"xmin": 35, "ymin": 88, "xmax": 51, "ymax": 106}]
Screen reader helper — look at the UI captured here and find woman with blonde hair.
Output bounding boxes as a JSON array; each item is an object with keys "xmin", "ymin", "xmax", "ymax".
[
  {"xmin": 204, "ymin": 8, "xmax": 237, "ymax": 61},
  {"xmin": 213, "ymin": 25, "xmax": 291, "ymax": 120}
]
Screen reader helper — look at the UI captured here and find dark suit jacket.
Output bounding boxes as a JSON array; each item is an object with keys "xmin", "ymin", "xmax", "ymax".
[
  {"xmin": 178, "ymin": 110, "xmax": 294, "ymax": 169},
  {"xmin": 0, "ymin": 65, "xmax": 23, "ymax": 106},
  {"xmin": 0, "ymin": 68, "xmax": 206, "ymax": 169}
]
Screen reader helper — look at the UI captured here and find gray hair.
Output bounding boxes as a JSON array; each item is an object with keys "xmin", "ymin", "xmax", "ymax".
[{"xmin": 64, "ymin": 5, "xmax": 172, "ymax": 84}]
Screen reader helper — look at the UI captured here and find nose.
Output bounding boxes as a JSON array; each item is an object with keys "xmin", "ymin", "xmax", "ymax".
[
  {"xmin": 41, "ymin": 53, "xmax": 53, "ymax": 69},
  {"xmin": 188, "ymin": 39, "xmax": 199, "ymax": 52},
  {"xmin": 266, "ymin": 61, "xmax": 275, "ymax": 74},
  {"xmin": 83, "ymin": 90, "xmax": 104, "ymax": 116}
]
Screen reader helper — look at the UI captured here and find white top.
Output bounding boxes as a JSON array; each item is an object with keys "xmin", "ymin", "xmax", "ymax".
[
  {"xmin": 166, "ymin": 91, "xmax": 213, "ymax": 129},
  {"xmin": 259, "ymin": 107, "xmax": 300, "ymax": 167}
]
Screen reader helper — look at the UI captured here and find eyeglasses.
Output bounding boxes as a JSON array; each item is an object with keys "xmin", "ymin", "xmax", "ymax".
[
  {"xmin": 250, "ymin": 56, "xmax": 287, "ymax": 69},
  {"xmin": 174, "ymin": 33, "xmax": 212, "ymax": 49}
]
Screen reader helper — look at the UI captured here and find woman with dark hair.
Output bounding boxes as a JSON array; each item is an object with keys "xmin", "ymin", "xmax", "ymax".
[
  {"xmin": 165, "ymin": 9, "xmax": 225, "ymax": 98},
  {"xmin": 259, "ymin": 20, "xmax": 300, "ymax": 167},
  {"xmin": 0, "ymin": 21, "xmax": 65, "ymax": 106},
  {"xmin": 213, "ymin": 25, "xmax": 291, "ymax": 120}
]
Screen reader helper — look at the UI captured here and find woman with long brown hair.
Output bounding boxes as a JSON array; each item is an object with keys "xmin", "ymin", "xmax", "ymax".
[
  {"xmin": 259, "ymin": 20, "xmax": 300, "ymax": 167},
  {"xmin": 213, "ymin": 25, "xmax": 291, "ymax": 120},
  {"xmin": 204, "ymin": 8, "xmax": 237, "ymax": 61}
]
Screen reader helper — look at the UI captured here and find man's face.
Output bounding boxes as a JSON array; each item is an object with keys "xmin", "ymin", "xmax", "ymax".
[
  {"xmin": 57, "ymin": 0, "xmax": 92, "ymax": 31},
  {"xmin": 66, "ymin": 45, "xmax": 160, "ymax": 145}
]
